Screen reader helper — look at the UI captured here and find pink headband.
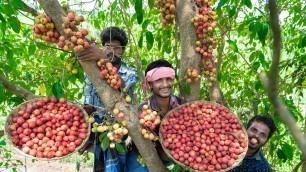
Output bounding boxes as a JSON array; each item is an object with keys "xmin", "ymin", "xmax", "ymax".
[{"xmin": 143, "ymin": 67, "xmax": 175, "ymax": 93}]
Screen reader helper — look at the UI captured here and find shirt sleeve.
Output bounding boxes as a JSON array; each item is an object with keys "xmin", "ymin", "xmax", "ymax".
[{"xmin": 123, "ymin": 69, "xmax": 138, "ymax": 91}]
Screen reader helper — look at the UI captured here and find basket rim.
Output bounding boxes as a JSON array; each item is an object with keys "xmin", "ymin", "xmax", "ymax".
[
  {"xmin": 4, "ymin": 97, "xmax": 91, "ymax": 161},
  {"xmin": 159, "ymin": 100, "xmax": 248, "ymax": 172}
]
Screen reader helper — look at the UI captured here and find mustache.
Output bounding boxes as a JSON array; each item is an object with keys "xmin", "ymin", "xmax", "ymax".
[{"xmin": 159, "ymin": 85, "xmax": 172, "ymax": 90}]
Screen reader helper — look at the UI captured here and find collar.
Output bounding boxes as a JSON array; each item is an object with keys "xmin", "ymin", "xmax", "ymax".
[
  {"xmin": 246, "ymin": 150, "xmax": 262, "ymax": 160},
  {"xmin": 148, "ymin": 94, "xmax": 180, "ymax": 113},
  {"xmin": 118, "ymin": 62, "xmax": 128, "ymax": 74}
]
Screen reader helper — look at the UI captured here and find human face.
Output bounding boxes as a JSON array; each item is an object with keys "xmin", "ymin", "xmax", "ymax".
[
  {"xmin": 150, "ymin": 77, "xmax": 174, "ymax": 98},
  {"xmin": 104, "ymin": 40, "xmax": 124, "ymax": 65},
  {"xmin": 247, "ymin": 121, "xmax": 270, "ymax": 151}
]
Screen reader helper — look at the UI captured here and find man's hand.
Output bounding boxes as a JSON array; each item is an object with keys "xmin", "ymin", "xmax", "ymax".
[{"xmin": 76, "ymin": 44, "xmax": 107, "ymax": 61}]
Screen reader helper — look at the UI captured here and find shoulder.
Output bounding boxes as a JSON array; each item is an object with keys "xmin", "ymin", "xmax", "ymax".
[{"xmin": 119, "ymin": 62, "xmax": 137, "ymax": 76}]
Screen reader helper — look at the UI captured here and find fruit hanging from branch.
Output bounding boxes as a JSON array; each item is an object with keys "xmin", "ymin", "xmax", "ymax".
[
  {"xmin": 184, "ymin": 68, "xmax": 201, "ymax": 83},
  {"xmin": 97, "ymin": 59, "xmax": 122, "ymax": 90},
  {"xmin": 192, "ymin": 0, "xmax": 218, "ymax": 87},
  {"xmin": 154, "ymin": 0, "xmax": 176, "ymax": 28},
  {"xmin": 138, "ymin": 104, "xmax": 161, "ymax": 141}
]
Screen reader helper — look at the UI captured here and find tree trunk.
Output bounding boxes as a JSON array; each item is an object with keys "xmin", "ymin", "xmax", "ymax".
[
  {"xmin": 176, "ymin": 0, "xmax": 201, "ymax": 103},
  {"xmin": 36, "ymin": 0, "xmax": 167, "ymax": 171}
]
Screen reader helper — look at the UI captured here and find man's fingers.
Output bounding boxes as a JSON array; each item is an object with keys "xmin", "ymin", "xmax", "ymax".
[{"xmin": 77, "ymin": 53, "xmax": 93, "ymax": 61}]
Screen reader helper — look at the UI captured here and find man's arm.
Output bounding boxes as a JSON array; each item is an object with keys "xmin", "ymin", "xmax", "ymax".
[{"xmin": 77, "ymin": 44, "xmax": 108, "ymax": 61}]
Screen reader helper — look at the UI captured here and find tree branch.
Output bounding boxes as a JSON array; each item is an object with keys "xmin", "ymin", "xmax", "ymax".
[
  {"xmin": 0, "ymin": 75, "xmax": 38, "ymax": 100},
  {"xmin": 9, "ymin": 0, "xmax": 38, "ymax": 16},
  {"xmin": 267, "ymin": 0, "xmax": 282, "ymax": 99},
  {"xmin": 259, "ymin": 0, "xmax": 306, "ymax": 159}
]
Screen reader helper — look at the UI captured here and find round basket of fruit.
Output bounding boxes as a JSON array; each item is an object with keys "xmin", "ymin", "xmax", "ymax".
[
  {"xmin": 4, "ymin": 97, "xmax": 90, "ymax": 160},
  {"xmin": 159, "ymin": 101, "xmax": 248, "ymax": 171}
]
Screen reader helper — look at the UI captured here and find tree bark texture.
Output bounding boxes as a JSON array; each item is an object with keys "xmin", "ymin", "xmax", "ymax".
[
  {"xmin": 176, "ymin": 0, "xmax": 201, "ymax": 103},
  {"xmin": 36, "ymin": 0, "xmax": 167, "ymax": 171}
]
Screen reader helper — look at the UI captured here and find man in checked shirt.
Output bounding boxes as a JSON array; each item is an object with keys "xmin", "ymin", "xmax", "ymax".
[{"xmin": 77, "ymin": 27, "xmax": 138, "ymax": 172}]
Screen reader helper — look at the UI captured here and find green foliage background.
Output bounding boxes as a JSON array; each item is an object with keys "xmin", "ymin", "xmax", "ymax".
[{"xmin": 0, "ymin": 0, "xmax": 305, "ymax": 171}]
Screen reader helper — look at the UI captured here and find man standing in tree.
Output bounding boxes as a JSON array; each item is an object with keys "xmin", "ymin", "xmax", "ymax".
[
  {"xmin": 230, "ymin": 115, "xmax": 276, "ymax": 172},
  {"xmin": 77, "ymin": 27, "xmax": 138, "ymax": 172},
  {"xmin": 125, "ymin": 59, "xmax": 182, "ymax": 171}
]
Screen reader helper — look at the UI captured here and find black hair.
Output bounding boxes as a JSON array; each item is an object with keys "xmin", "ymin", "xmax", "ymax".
[
  {"xmin": 247, "ymin": 115, "xmax": 277, "ymax": 139},
  {"xmin": 145, "ymin": 59, "xmax": 173, "ymax": 76},
  {"xmin": 100, "ymin": 27, "xmax": 128, "ymax": 47}
]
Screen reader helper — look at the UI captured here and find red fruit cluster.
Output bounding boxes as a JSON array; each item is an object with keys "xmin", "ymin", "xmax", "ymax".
[
  {"xmin": 192, "ymin": 0, "xmax": 218, "ymax": 86},
  {"xmin": 8, "ymin": 97, "xmax": 89, "ymax": 159},
  {"xmin": 33, "ymin": 13, "xmax": 60, "ymax": 43},
  {"xmin": 97, "ymin": 59, "xmax": 122, "ymax": 90},
  {"xmin": 160, "ymin": 102, "xmax": 248, "ymax": 172},
  {"xmin": 58, "ymin": 12, "xmax": 89, "ymax": 52},
  {"xmin": 138, "ymin": 105, "xmax": 161, "ymax": 141},
  {"xmin": 184, "ymin": 68, "xmax": 201, "ymax": 83},
  {"xmin": 154, "ymin": 0, "xmax": 175, "ymax": 28}
]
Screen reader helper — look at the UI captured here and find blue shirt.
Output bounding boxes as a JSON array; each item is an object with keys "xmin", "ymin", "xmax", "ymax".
[
  {"xmin": 84, "ymin": 62, "xmax": 138, "ymax": 172},
  {"xmin": 230, "ymin": 150, "xmax": 272, "ymax": 172}
]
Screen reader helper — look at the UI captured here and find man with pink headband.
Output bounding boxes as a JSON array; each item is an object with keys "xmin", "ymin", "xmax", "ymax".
[{"xmin": 125, "ymin": 59, "xmax": 182, "ymax": 172}]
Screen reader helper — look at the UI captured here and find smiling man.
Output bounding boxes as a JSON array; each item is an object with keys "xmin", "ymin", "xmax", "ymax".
[
  {"xmin": 230, "ymin": 115, "xmax": 277, "ymax": 172},
  {"xmin": 125, "ymin": 59, "xmax": 182, "ymax": 172}
]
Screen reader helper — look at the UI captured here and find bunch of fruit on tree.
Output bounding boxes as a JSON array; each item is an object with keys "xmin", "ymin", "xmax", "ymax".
[
  {"xmin": 87, "ymin": 108, "xmax": 128, "ymax": 148},
  {"xmin": 160, "ymin": 101, "xmax": 247, "ymax": 171},
  {"xmin": 184, "ymin": 68, "xmax": 201, "ymax": 83},
  {"xmin": 59, "ymin": 12, "xmax": 89, "ymax": 52},
  {"xmin": 97, "ymin": 59, "xmax": 122, "ymax": 90},
  {"xmin": 138, "ymin": 104, "xmax": 161, "ymax": 141},
  {"xmin": 33, "ymin": 13, "xmax": 60, "ymax": 43},
  {"xmin": 154, "ymin": 0, "xmax": 176, "ymax": 28},
  {"xmin": 8, "ymin": 97, "xmax": 89, "ymax": 159},
  {"xmin": 33, "ymin": 12, "xmax": 89, "ymax": 53},
  {"xmin": 192, "ymin": 0, "xmax": 218, "ymax": 86}
]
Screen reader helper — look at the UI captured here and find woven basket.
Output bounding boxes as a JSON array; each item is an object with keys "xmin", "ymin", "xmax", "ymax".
[
  {"xmin": 4, "ymin": 98, "xmax": 91, "ymax": 161},
  {"xmin": 159, "ymin": 101, "xmax": 248, "ymax": 172}
]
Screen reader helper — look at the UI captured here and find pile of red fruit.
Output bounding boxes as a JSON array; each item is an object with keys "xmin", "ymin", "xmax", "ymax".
[
  {"xmin": 192, "ymin": 0, "xmax": 218, "ymax": 87},
  {"xmin": 138, "ymin": 105, "xmax": 161, "ymax": 141},
  {"xmin": 97, "ymin": 59, "xmax": 122, "ymax": 90},
  {"xmin": 154, "ymin": 0, "xmax": 176, "ymax": 28},
  {"xmin": 160, "ymin": 101, "xmax": 248, "ymax": 171},
  {"xmin": 6, "ymin": 97, "xmax": 89, "ymax": 159}
]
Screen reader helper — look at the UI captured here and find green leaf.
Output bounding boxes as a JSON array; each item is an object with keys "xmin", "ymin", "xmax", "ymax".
[
  {"xmin": 99, "ymin": 132, "xmax": 108, "ymax": 142},
  {"xmin": 249, "ymin": 51, "xmax": 256, "ymax": 62},
  {"xmin": 52, "ymin": 82, "xmax": 63, "ymax": 99},
  {"xmin": 23, "ymin": 29, "xmax": 31, "ymax": 37},
  {"xmin": 142, "ymin": 19, "xmax": 150, "ymax": 30},
  {"xmin": 255, "ymin": 81, "xmax": 262, "ymax": 91},
  {"xmin": 138, "ymin": 33, "xmax": 143, "ymax": 48},
  {"xmin": 229, "ymin": 7, "xmax": 236, "ymax": 18},
  {"xmin": 282, "ymin": 143, "xmax": 293, "ymax": 160},
  {"xmin": 226, "ymin": 40, "xmax": 238, "ymax": 52},
  {"xmin": 217, "ymin": 0, "xmax": 228, "ymax": 9},
  {"xmin": 12, "ymin": 0, "xmax": 25, "ymax": 9},
  {"xmin": 28, "ymin": 42, "xmax": 36, "ymax": 54},
  {"xmin": 277, "ymin": 149, "xmax": 287, "ymax": 162},
  {"xmin": 8, "ymin": 16, "xmax": 20, "ymax": 33},
  {"xmin": 134, "ymin": 0, "xmax": 142, "ymax": 14},
  {"xmin": 136, "ymin": 10, "xmax": 143, "ymax": 24},
  {"xmin": 0, "ymin": 84, "xmax": 4, "ymax": 103},
  {"xmin": 0, "ymin": 139, "xmax": 6, "ymax": 146},
  {"xmin": 101, "ymin": 136, "xmax": 110, "ymax": 151},
  {"xmin": 258, "ymin": 23, "xmax": 268, "ymax": 46},
  {"xmin": 6, "ymin": 47, "xmax": 13, "ymax": 59},
  {"xmin": 171, "ymin": 164, "xmax": 181, "ymax": 172},
  {"xmin": 115, "ymin": 143, "xmax": 126, "ymax": 153},
  {"xmin": 182, "ymin": 82, "xmax": 191, "ymax": 95},
  {"xmin": 145, "ymin": 31, "xmax": 154, "ymax": 50},
  {"xmin": 243, "ymin": 0, "xmax": 252, "ymax": 9},
  {"xmin": 148, "ymin": 0, "xmax": 154, "ymax": 9},
  {"xmin": 0, "ymin": 13, "xmax": 5, "ymax": 23},
  {"xmin": 300, "ymin": 36, "xmax": 306, "ymax": 47},
  {"xmin": 252, "ymin": 61, "xmax": 260, "ymax": 70}
]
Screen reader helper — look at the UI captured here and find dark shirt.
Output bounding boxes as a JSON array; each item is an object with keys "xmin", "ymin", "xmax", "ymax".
[{"xmin": 230, "ymin": 150, "xmax": 271, "ymax": 172}]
